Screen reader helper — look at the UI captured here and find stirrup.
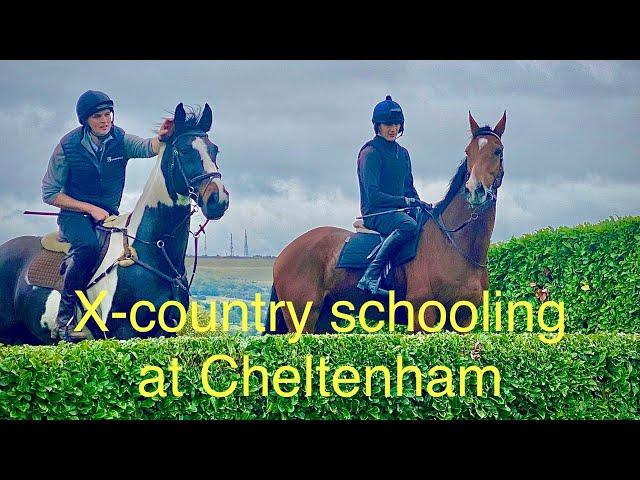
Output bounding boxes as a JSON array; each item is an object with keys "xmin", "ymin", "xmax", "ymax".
[{"xmin": 54, "ymin": 317, "xmax": 89, "ymax": 343}]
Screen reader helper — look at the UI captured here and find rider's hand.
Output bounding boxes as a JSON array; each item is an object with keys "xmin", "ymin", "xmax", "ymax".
[
  {"xmin": 406, "ymin": 197, "xmax": 432, "ymax": 209},
  {"xmin": 158, "ymin": 118, "xmax": 175, "ymax": 141},
  {"xmin": 89, "ymin": 206, "xmax": 109, "ymax": 223}
]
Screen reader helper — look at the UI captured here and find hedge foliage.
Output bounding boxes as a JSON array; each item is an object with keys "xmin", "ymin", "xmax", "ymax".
[
  {"xmin": 1, "ymin": 333, "xmax": 637, "ymax": 419},
  {"xmin": 487, "ymin": 216, "xmax": 640, "ymax": 333},
  {"xmin": 1, "ymin": 216, "xmax": 638, "ymax": 420}
]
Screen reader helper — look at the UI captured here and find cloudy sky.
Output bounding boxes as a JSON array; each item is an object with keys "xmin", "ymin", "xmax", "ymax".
[{"xmin": 0, "ymin": 60, "xmax": 638, "ymax": 256}]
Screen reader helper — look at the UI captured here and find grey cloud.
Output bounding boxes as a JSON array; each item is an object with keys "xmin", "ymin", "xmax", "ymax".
[{"xmin": 1, "ymin": 60, "xmax": 639, "ymax": 255}]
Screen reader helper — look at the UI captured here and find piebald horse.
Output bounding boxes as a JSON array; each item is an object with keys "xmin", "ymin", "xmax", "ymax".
[{"xmin": 0, "ymin": 103, "xmax": 229, "ymax": 344}]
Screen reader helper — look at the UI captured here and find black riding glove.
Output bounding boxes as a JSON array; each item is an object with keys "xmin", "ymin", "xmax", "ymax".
[{"xmin": 405, "ymin": 197, "xmax": 432, "ymax": 209}]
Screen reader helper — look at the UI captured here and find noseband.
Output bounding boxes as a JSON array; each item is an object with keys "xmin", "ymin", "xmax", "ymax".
[{"xmin": 170, "ymin": 130, "xmax": 221, "ymax": 201}]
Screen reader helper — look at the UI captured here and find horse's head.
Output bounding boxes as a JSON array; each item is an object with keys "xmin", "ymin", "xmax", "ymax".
[
  {"xmin": 463, "ymin": 111, "xmax": 506, "ymax": 206},
  {"xmin": 163, "ymin": 102, "xmax": 230, "ymax": 220}
]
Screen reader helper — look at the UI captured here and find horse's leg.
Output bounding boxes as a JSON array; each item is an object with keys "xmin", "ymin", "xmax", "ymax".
[
  {"xmin": 273, "ymin": 257, "xmax": 327, "ymax": 335},
  {"xmin": 279, "ymin": 290, "xmax": 325, "ymax": 334},
  {"xmin": 108, "ymin": 269, "xmax": 180, "ymax": 340},
  {"xmin": 443, "ymin": 283, "xmax": 484, "ymax": 332},
  {"xmin": 16, "ymin": 286, "xmax": 62, "ymax": 344},
  {"xmin": 0, "ymin": 237, "xmax": 36, "ymax": 338},
  {"xmin": 266, "ymin": 284, "xmax": 288, "ymax": 334},
  {"xmin": 412, "ymin": 302, "xmax": 440, "ymax": 334},
  {"xmin": 315, "ymin": 296, "xmax": 339, "ymax": 333},
  {"xmin": 0, "ymin": 236, "xmax": 58, "ymax": 345}
]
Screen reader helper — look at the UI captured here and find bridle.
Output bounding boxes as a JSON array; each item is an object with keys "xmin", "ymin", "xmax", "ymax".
[
  {"xmin": 424, "ymin": 129, "xmax": 504, "ymax": 268},
  {"xmin": 91, "ymin": 130, "xmax": 223, "ymax": 302},
  {"xmin": 169, "ymin": 130, "xmax": 221, "ymax": 202}
]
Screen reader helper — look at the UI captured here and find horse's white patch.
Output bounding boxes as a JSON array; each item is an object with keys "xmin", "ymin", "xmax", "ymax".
[
  {"xmin": 478, "ymin": 138, "xmax": 488, "ymax": 151},
  {"xmin": 192, "ymin": 138, "xmax": 228, "ymax": 204},
  {"xmin": 125, "ymin": 144, "xmax": 172, "ymax": 246},
  {"xmin": 466, "ymin": 168, "xmax": 480, "ymax": 192},
  {"xmin": 40, "ymin": 289, "xmax": 61, "ymax": 335},
  {"xmin": 83, "ymin": 146, "xmax": 172, "ymax": 321},
  {"xmin": 192, "ymin": 137, "xmax": 219, "ymax": 173}
]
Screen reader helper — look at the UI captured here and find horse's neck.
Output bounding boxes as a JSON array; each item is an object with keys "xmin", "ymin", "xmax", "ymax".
[
  {"xmin": 435, "ymin": 193, "xmax": 496, "ymax": 266},
  {"xmin": 126, "ymin": 144, "xmax": 191, "ymax": 266}
]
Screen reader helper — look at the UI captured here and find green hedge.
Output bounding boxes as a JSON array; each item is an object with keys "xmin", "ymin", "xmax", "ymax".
[
  {"xmin": 487, "ymin": 216, "xmax": 640, "ymax": 333},
  {"xmin": 1, "ymin": 333, "xmax": 637, "ymax": 419}
]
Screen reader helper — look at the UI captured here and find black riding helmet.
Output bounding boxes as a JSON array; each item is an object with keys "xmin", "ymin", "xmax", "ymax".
[
  {"xmin": 76, "ymin": 90, "xmax": 114, "ymax": 125},
  {"xmin": 372, "ymin": 95, "xmax": 405, "ymax": 134}
]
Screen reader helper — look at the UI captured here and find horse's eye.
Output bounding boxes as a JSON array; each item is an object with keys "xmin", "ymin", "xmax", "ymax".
[{"xmin": 495, "ymin": 148, "xmax": 503, "ymax": 156}]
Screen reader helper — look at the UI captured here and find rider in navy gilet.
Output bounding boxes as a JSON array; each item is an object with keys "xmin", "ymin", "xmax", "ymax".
[
  {"xmin": 356, "ymin": 96, "xmax": 430, "ymax": 297},
  {"xmin": 41, "ymin": 90, "xmax": 173, "ymax": 342},
  {"xmin": 59, "ymin": 124, "xmax": 127, "ymax": 216}
]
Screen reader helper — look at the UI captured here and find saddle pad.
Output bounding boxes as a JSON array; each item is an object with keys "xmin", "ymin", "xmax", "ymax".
[
  {"xmin": 336, "ymin": 209, "xmax": 431, "ymax": 270},
  {"xmin": 27, "ymin": 249, "xmax": 66, "ymax": 291},
  {"xmin": 336, "ymin": 232, "xmax": 382, "ymax": 269},
  {"xmin": 27, "ymin": 232, "xmax": 113, "ymax": 292}
]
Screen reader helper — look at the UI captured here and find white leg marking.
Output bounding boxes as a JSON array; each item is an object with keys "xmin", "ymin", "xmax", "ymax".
[{"xmin": 40, "ymin": 290, "xmax": 61, "ymax": 337}]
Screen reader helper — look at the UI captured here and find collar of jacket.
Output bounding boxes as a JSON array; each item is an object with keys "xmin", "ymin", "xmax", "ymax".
[{"xmin": 81, "ymin": 126, "xmax": 114, "ymax": 158}]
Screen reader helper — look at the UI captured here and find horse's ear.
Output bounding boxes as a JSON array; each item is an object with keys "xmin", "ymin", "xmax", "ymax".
[
  {"xmin": 469, "ymin": 111, "xmax": 480, "ymax": 137},
  {"xmin": 198, "ymin": 103, "xmax": 213, "ymax": 132},
  {"xmin": 493, "ymin": 110, "xmax": 507, "ymax": 137},
  {"xmin": 174, "ymin": 103, "xmax": 186, "ymax": 130}
]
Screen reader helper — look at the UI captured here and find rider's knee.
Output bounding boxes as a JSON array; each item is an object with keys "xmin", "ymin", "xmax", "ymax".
[
  {"xmin": 72, "ymin": 241, "xmax": 99, "ymax": 267},
  {"xmin": 396, "ymin": 218, "xmax": 418, "ymax": 236}
]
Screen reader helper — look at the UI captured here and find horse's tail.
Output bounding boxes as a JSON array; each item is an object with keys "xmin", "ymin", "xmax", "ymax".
[{"xmin": 263, "ymin": 284, "xmax": 288, "ymax": 335}]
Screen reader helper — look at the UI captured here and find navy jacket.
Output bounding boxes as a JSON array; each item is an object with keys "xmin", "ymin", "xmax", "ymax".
[{"xmin": 357, "ymin": 135, "xmax": 420, "ymax": 215}]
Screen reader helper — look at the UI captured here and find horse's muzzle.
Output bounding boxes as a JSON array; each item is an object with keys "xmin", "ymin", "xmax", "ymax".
[
  {"xmin": 201, "ymin": 180, "xmax": 230, "ymax": 220},
  {"xmin": 465, "ymin": 184, "xmax": 488, "ymax": 206}
]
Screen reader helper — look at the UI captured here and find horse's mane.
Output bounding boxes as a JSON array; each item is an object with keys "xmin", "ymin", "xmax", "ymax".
[{"xmin": 433, "ymin": 157, "xmax": 468, "ymax": 216}]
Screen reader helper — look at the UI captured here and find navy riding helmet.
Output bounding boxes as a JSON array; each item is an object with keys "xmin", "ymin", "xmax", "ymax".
[
  {"xmin": 76, "ymin": 90, "xmax": 114, "ymax": 125},
  {"xmin": 372, "ymin": 95, "xmax": 405, "ymax": 134}
]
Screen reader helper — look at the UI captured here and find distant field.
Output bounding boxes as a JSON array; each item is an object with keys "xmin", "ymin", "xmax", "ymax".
[
  {"xmin": 185, "ymin": 256, "xmax": 274, "ymax": 283},
  {"xmin": 184, "ymin": 257, "xmax": 276, "ymax": 333}
]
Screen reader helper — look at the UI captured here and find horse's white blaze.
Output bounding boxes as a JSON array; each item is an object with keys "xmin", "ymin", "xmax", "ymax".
[
  {"xmin": 466, "ymin": 168, "xmax": 480, "ymax": 192},
  {"xmin": 40, "ymin": 289, "xmax": 61, "ymax": 335},
  {"xmin": 478, "ymin": 138, "xmax": 488, "ymax": 151},
  {"xmin": 192, "ymin": 137, "xmax": 228, "ymax": 204},
  {"xmin": 192, "ymin": 137, "xmax": 219, "ymax": 173}
]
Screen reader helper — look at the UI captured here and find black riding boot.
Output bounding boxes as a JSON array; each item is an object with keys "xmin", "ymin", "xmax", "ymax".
[
  {"xmin": 52, "ymin": 260, "xmax": 90, "ymax": 342},
  {"xmin": 357, "ymin": 229, "xmax": 409, "ymax": 297}
]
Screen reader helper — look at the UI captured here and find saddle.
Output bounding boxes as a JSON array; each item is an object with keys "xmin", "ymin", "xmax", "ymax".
[
  {"xmin": 27, "ymin": 214, "xmax": 137, "ymax": 292},
  {"xmin": 336, "ymin": 208, "xmax": 431, "ymax": 271}
]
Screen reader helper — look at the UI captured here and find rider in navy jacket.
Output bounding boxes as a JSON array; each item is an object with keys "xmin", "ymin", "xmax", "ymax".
[{"xmin": 356, "ymin": 96, "xmax": 430, "ymax": 297}]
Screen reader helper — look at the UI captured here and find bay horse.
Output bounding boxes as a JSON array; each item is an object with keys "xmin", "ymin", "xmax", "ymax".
[
  {"xmin": 0, "ymin": 102, "xmax": 230, "ymax": 344},
  {"xmin": 269, "ymin": 111, "xmax": 506, "ymax": 334}
]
